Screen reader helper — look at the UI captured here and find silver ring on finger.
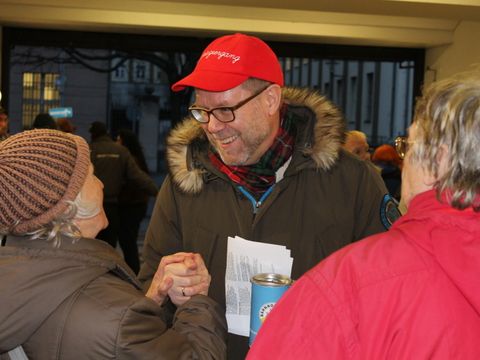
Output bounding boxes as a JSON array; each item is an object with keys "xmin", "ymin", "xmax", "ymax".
[{"xmin": 181, "ymin": 287, "xmax": 186, "ymax": 297}]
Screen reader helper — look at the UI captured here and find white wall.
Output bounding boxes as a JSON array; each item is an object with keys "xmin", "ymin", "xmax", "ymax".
[{"xmin": 425, "ymin": 21, "xmax": 480, "ymax": 84}]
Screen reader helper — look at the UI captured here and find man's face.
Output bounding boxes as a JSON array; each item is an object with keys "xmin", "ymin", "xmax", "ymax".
[
  {"xmin": 195, "ymin": 84, "xmax": 278, "ymax": 166},
  {"xmin": 0, "ymin": 113, "xmax": 8, "ymax": 136}
]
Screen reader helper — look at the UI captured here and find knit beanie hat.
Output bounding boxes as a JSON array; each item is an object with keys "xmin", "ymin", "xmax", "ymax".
[{"xmin": 0, "ymin": 129, "xmax": 90, "ymax": 234}]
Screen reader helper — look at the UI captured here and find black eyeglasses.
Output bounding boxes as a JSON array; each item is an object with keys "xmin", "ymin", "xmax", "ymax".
[{"xmin": 188, "ymin": 85, "xmax": 271, "ymax": 124}]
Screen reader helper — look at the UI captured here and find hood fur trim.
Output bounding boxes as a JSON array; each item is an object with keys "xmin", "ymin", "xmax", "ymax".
[
  {"xmin": 166, "ymin": 87, "xmax": 345, "ymax": 194},
  {"xmin": 282, "ymin": 87, "xmax": 344, "ymax": 169},
  {"xmin": 166, "ymin": 118, "xmax": 206, "ymax": 194}
]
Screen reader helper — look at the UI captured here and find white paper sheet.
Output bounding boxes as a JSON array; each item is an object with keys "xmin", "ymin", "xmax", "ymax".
[{"xmin": 225, "ymin": 236, "xmax": 293, "ymax": 336}]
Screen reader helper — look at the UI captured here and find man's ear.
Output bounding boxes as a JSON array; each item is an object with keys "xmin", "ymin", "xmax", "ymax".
[{"xmin": 264, "ymin": 84, "xmax": 282, "ymax": 116}]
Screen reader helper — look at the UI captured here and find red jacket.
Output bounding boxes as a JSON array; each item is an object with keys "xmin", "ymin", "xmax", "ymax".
[{"xmin": 248, "ymin": 189, "xmax": 480, "ymax": 359}]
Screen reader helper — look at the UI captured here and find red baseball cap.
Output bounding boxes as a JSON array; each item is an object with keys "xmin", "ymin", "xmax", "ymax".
[{"xmin": 171, "ymin": 33, "xmax": 284, "ymax": 92}]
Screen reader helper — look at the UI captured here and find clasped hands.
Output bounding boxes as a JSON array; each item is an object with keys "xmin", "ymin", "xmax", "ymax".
[{"xmin": 146, "ymin": 252, "xmax": 211, "ymax": 306}]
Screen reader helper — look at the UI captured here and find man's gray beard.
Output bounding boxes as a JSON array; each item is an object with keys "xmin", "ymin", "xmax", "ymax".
[{"xmin": 217, "ymin": 149, "xmax": 251, "ymax": 166}]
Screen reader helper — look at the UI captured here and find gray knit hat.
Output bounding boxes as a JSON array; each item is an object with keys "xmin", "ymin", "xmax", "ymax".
[{"xmin": 0, "ymin": 129, "xmax": 90, "ymax": 234}]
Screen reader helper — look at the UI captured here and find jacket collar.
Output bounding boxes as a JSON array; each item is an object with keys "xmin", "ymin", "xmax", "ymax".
[
  {"xmin": 166, "ymin": 86, "xmax": 345, "ymax": 194},
  {"xmin": 3, "ymin": 235, "xmax": 139, "ymax": 287},
  {"xmin": 0, "ymin": 235, "xmax": 140, "ymax": 350}
]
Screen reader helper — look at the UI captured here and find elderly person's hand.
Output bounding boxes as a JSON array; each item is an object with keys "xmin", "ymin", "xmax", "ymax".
[
  {"xmin": 145, "ymin": 253, "xmax": 187, "ymax": 305},
  {"xmin": 163, "ymin": 252, "xmax": 211, "ymax": 306},
  {"xmin": 145, "ymin": 252, "xmax": 211, "ymax": 307}
]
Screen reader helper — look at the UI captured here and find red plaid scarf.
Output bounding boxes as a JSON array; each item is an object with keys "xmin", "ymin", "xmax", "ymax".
[{"xmin": 209, "ymin": 105, "xmax": 295, "ymax": 197}]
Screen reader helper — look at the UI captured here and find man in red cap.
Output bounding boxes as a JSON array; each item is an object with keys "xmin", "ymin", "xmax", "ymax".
[{"xmin": 139, "ymin": 33, "xmax": 395, "ymax": 359}]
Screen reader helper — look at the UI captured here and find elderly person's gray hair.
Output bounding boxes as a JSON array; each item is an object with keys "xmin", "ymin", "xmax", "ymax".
[
  {"xmin": 26, "ymin": 190, "xmax": 102, "ymax": 247},
  {"xmin": 410, "ymin": 69, "xmax": 480, "ymax": 211}
]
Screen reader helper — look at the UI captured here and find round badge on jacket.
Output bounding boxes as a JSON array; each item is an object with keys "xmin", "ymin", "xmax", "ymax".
[{"xmin": 380, "ymin": 194, "xmax": 401, "ymax": 229}]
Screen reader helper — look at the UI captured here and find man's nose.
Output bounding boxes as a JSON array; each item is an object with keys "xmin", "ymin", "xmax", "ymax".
[{"xmin": 206, "ymin": 115, "xmax": 227, "ymax": 133}]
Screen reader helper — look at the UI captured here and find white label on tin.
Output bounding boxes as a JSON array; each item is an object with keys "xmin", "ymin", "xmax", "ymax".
[{"xmin": 259, "ymin": 302, "xmax": 275, "ymax": 323}]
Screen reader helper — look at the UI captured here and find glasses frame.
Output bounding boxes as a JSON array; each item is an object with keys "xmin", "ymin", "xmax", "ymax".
[
  {"xmin": 394, "ymin": 136, "xmax": 409, "ymax": 160},
  {"xmin": 188, "ymin": 84, "xmax": 271, "ymax": 124}
]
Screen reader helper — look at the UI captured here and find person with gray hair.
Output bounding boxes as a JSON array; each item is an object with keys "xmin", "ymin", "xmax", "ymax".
[
  {"xmin": 343, "ymin": 129, "xmax": 371, "ymax": 161},
  {"xmin": 0, "ymin": 129, "xmax": 226, "ymax": 359},
  {"xmin": 248, "ymin": 69, "xmax": 480, "ymax": 358}
]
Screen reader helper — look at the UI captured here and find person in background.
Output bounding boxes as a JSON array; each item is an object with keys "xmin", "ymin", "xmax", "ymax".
[
  {"xmin": 116, "ymin": 128, "xmax": 154, "ymax": 274},
  {"xmin": 371, "ymin": 143, "xmax": 403, "ymax": 200},
  {"xmin": 56, "ymin": 117, "xmax": 76, "ymax": 133},
  {"xmin": 0, "ymin": 129, "xmax": 226, "ymax": 359},
  {"xmin": 0, "ymin": 107, "xmax": 9, "ymax": 142},
  {"xmin": 247, "ymin": 70, "xmax": 480, "ymax": 359},
  {"xmin": 88, "ymin": 121, "xmax": 158, "ymax": 259},
  {"xmin": 343, "ymin": 130, "xmax": 371, "ymax": 161},
  {"xmin": 138, "ymin": 32, "xmax": 394, "ymax": 359},
  {"xmin": 32, "ymin": 113, "xmax": 57, "ymax": 130},
  {"xmin": 343, "ymin": 129, "xmax": 391, "ymax": 201}
]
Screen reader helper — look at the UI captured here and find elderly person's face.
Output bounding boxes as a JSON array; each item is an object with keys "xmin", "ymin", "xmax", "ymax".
[
  {"xmin": 0, "ymin": 113, "xmax": 8, "ymax": 136},
  {"xmin": 74, "ymin": 164, "xmax": 108, "ymax": 238},
  {"xmin": 194, "ymin": 83, "xmax": 280, "ymax": 166}
]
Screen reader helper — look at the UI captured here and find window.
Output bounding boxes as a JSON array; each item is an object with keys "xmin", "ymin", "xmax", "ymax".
[
  {"xmin": 324, "ymin": 82, "xmax": 330, "ymax": 96},
  {"xmin": 132, "ymin": 60, "xmax": 150, "ymax": 83},
  {"xmin": 336, "ymin": 78, "xmax": 344, "ymax": 107},
  {"xmin": 348, "ymin": 76, "xmax": 358, "ymax": 124},
  {"xmin": 7, "ymin": 28, "xmax": 422, "ymax": 151},
  {"xmin": 22, "ymin": 72, "xmax": 61, "ymax": 128},
  {"xmin": 111, "ymin": 58, "xmax": 130, "ymax": 82},
  {"xmin": 365, "ymin": 72, "xmax": 374, "ymax": 124}
]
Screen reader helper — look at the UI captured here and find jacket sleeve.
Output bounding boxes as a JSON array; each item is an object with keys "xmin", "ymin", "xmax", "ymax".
[
  {"xmin": 123, "ymin": 149, "xmax": 158, "ymax": 196},
  {"xmin": 118, "ymin": 295, "xmax": 227, "ymax": 359},
  {"xmin": 353, "ymin": 160, "xmax": 392, "ymax": 239}
]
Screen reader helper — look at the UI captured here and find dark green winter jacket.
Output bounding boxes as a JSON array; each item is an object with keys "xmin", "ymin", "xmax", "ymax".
[{"xmin": 139, "ymin": 87, "xmax": 390, "ymax": 359}]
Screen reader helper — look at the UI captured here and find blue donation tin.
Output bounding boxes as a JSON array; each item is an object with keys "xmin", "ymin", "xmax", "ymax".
[{"xmin": 249, "ymin": 273, "xmax": 292, "ymax": 346}]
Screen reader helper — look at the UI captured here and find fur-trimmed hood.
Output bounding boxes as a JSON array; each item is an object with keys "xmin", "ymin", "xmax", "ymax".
[{"xmin": 166, "ymin": 87, "xmax": 345, "ymax": 194}]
